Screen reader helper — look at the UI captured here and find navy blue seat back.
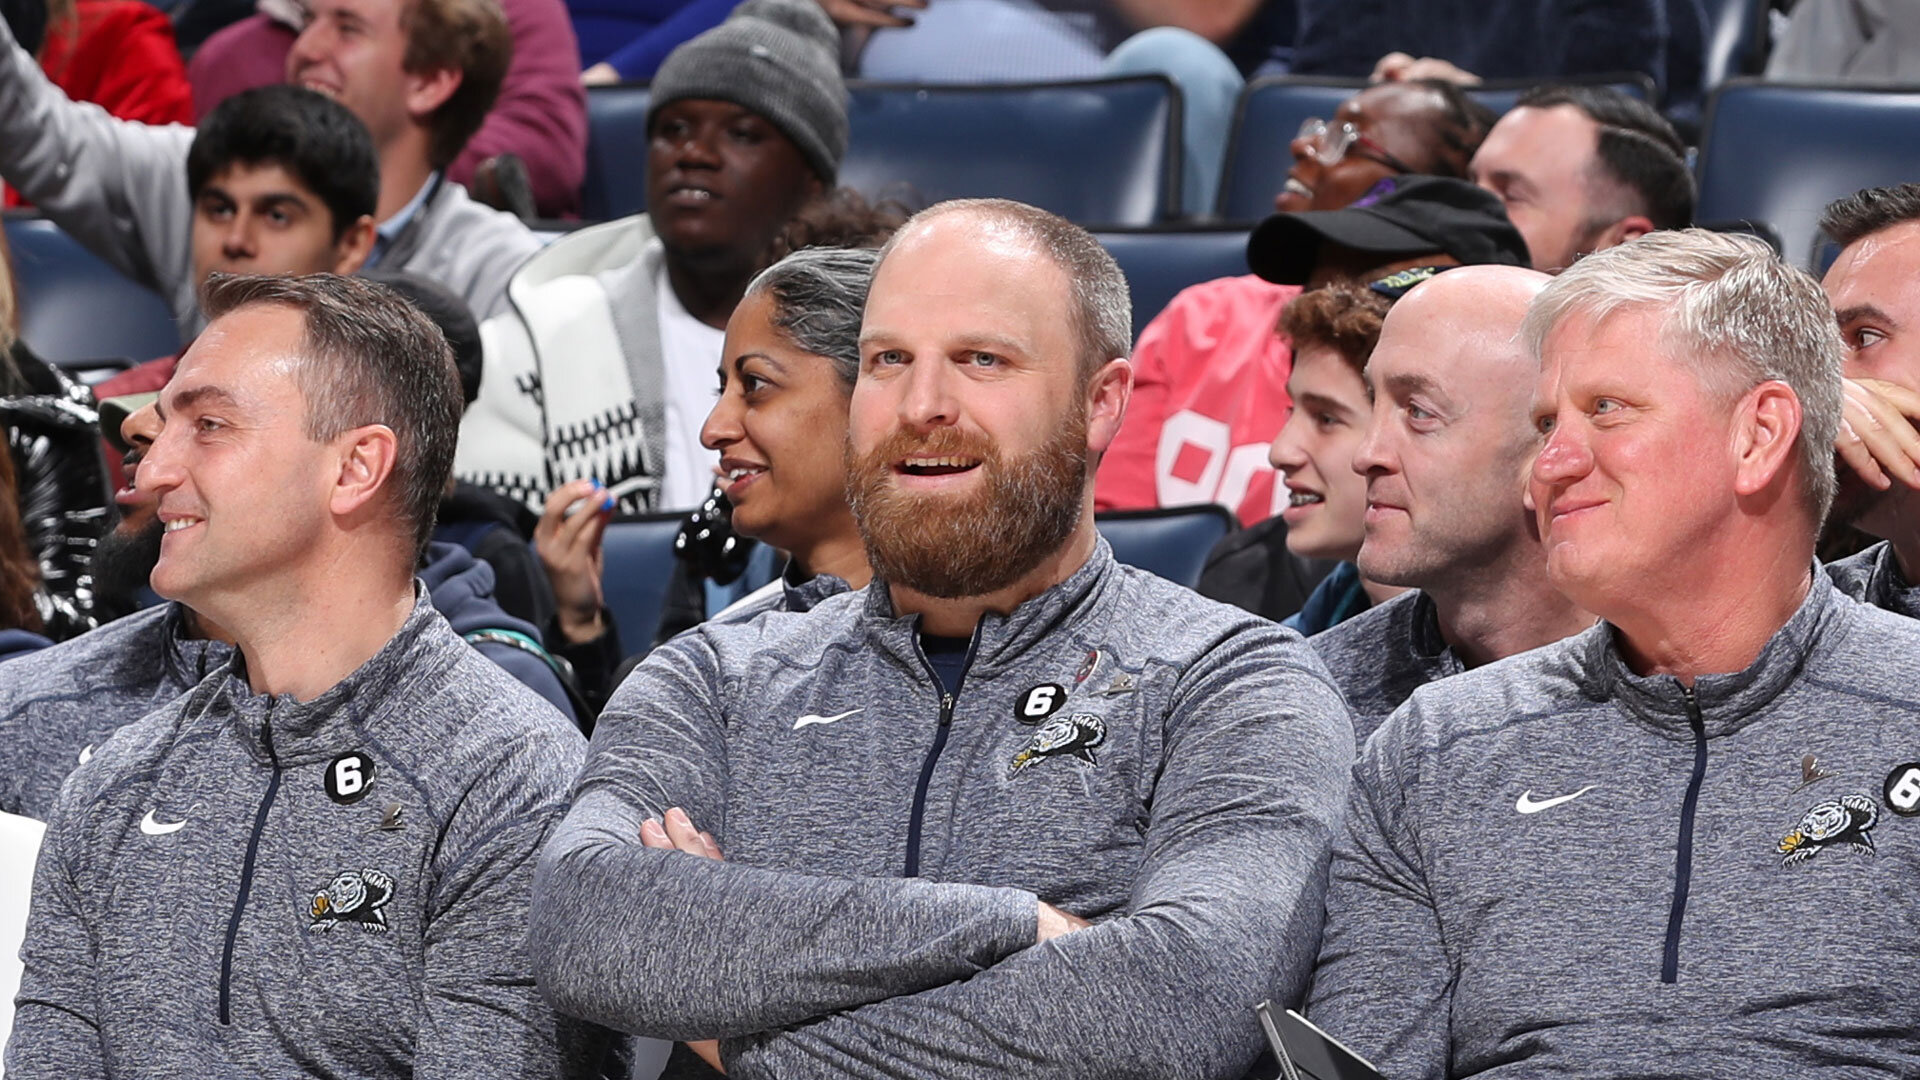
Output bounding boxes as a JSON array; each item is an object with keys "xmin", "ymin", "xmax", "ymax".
[
  {"xmin": 1096, "ymin": 505, "xmax": 1237, "ymax": 589},
  {"xmin": 5, "ymin": 216, "xmax": 178, "ymax": 365},
  {"xmin": 1217, "ymin": 74, "xmax": 1655, "ymax": 222},
  {"xmin": 581, "ymin": 84, "xmax": 653, "ymax": 221},
  {"xmin": 841, "ymin": 77, "xmax": 1180, "ymax": 226},
  {"xmin": 1703, "ymin": 0, "xmax": 1768, "ymax": 92},
  {"xmin": 1697, "ymin": 81, "xmax": 1920, "ymax": 267},
  {"xmin": 599, "ymin": 512, "xmax": 686, "ymax": 651},
  {"xmin": 1095, "ymin": 229, "xmax": 1252, "ymax": 340}
]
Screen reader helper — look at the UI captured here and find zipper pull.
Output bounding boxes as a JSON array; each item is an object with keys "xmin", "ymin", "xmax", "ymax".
[{"xmin": 939, "ymin": 693, "xmax": 954, "ymax": 726}]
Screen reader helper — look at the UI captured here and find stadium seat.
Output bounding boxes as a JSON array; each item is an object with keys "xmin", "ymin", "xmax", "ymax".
[
  {"xmin": 1216, "ymin": 73, "xmax": 1656, "ymax": 222},
  {"xmin": 581, "ymin": 84, "xmax": 653, "ymax": 221},
  {"xmin": 598, "ymin": 512, "xmax": 687, "ymax": 651},
  {"xmin": 1096, "ymin": 505, "xmax": 1237, "ymax": 589},
  {"xmin": 841, "ymin": 77, "xmax": 1181, "ymax": 226},
  {"xmin": 5, "ymin": 215, "xmax": 179, "ymax": 366},
  {"xmin": 1703, "ymin": 0, "xmax": 1769, "ymax": 93},
  {"xmin": 582, "ymin": 77, "xmax": 1183, "ymax": 226},
  {"xmin": 1095, "ymin": 228, "xmax": 1252, "ymax": 340},
  {"xmin": 1696, "ymin": 81, "xmax": 1920, "ymax": 267}
]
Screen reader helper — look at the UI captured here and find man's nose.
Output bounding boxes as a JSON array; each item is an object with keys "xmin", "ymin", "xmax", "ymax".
[{"xmin": 895, "ymin": 358, "xmax": 959, "ymax": 430}]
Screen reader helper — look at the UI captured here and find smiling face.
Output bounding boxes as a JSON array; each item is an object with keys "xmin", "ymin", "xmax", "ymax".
[
  {"xmin": 1277, "ymin": 82, "xmax": 1449, "ymax": 214},
  {"xmin": 138, "ymin": 306, "xmax": 340, "ymax": 613},
  {"xmin": 646, "ymin": 99, "xmax": 822, "ymax": 263},
  {"xmin": 1269, "ymin": 344, "xmax": 1371, "ymax": 562},
  {"xmin": 848, "ymin": 214, "xmax": 1110, "ymax": 598},
  {"xmin": 191, "ymin": 162, "xmax": 373, "ymax": 291},
  {"xmin": 702, "ymin": 290, "xmax": 857, "ymax": 556},
  {"xmin": 1824, "ymin": 221, "xmax": 1920, "ymax": 534},
  {"xmin": 285, "ymin": 0, "xmax": 415, "ymax": 149},
  {"xmin": 1527, "ymin": 307, "xmax": 1742, "ymax": 615}
]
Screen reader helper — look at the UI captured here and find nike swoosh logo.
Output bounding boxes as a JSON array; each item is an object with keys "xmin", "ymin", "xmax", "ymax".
[
  {"xmin": 1516, "ymin": 785, "xmax": 1598, "ymax": 814},
  {"xmin": 77, "ymin": 743, "xmax": 93, "ymax": 765},
  {"xmin": 793, "ymin": 709, "xmax": 861, "ymax": 730},
  {"xmin": 139, "ymin": 809, "xmax": 187, "ymax": 836}
]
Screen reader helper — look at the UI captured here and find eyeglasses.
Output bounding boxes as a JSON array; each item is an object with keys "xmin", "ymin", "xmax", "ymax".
[{"xmin": 1296, "ymin": 118, "xmax": 1418, "ymax": 174}]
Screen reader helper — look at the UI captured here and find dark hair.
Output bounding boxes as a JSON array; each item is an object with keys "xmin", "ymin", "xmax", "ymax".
[
  {"xmin": 402, "ymin": 0, "xmax": 513, "ymax": 170},
  {"xmin": 0, "ymin": 424, "xmax": 42, "ymax": 633},
  {"xmin": 187, "ymin": 86, "xmax": 379, "ymax": 244},
  {"xmin": 1407, "ymin": 78, "xmax": 1499, "ymax": 176},
  {"xmin": 1279, "ymin": 280, "xmax": 1393, "ymax": 375},
  {"xmin": 1515, "ymin": 84, "xmax": 1694, "ymax": 231},
  {"xmin": 877, "ymin": 198, "xmax": 1130, "ymax": 383},
  {"xmin": 763, "ymin": 187, "xmax": 911, "ymax": 267},
  {"xmin": 201, "ymin": 272, "xmax": 462, "ymax": 559},
  {"xmin": 358, "ymin": 269, "xmax": 482, "ymax": 407},
  {"xmin": 1820, "ymin": 183, "xmax": 1920, "ymax": 249}
]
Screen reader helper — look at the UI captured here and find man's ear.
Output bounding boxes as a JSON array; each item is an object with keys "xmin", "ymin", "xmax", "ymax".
[
  {"xmin": 1599, "ymin": 214, "xmax": 1656, "ymax": 249},
  {"xmin": 333, "ymin": 215, "xmax": 378, "ymax": 275},
  {"xmin": 1733, "ymin": 381, "xmax": 1803, "ymax": 500},
  {"xmin": 1086, "ymin": 357, "xmax": 1133, "ymax": 457},
  {"xmin": 404, "ymin": 65, "xmax": 462, "ymax": 123},
  {"xmin": 330, "ymin": 423, "xmax": 400, "ymax": 520}
]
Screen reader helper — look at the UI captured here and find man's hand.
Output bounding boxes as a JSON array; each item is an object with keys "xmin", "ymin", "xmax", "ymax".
[
  {"xmin": 1036, "ymin": 901, "xmax": 1090, "ymax": 943},
  {"xmin": 1838, "ymin": 377, "xmax": 1920, "ymax": 491},
  {"xmin": 640, "ymin": 808, "xmax": 727, "ymax": 1074},
  {"xmin": 820, "ymin": 0, "xmax": 924, "ymax": 28},
  {"xmin": 535, "ymin": 480, "xmax": 613, "ymax": 645},
  {"xmin": 1371, "ymin": 51, "xmax": 1481, "ymax": 85},
  {"xmin": 582, "ymin": 62, "xmax": 621, "ymax": 85}
]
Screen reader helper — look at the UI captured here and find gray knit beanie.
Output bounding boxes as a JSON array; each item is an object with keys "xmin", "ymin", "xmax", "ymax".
[{"xmin": 649, "ymin": 0, "xmax": 848, "ymax": 183}]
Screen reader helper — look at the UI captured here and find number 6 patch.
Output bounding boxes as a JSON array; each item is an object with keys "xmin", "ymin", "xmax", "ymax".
[
  {"xmin": 1883, "ymin": 762, "xmax": 1920, "ymax": 817},
  {"xmin": 1015, "ymin": 684, "xmax": 1067, "ymax": 725},
  {"xmin": 325, "ymin": 752, "xmax": 376, "ymax": 805}
]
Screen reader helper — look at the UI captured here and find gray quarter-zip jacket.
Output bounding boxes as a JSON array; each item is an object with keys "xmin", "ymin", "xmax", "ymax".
[
  {"xmin": 1826, "ymin": 539, "xmax": 1920, "ymax": 619},
  {"xmin": 530, "ymin": 539, "xmax": 1354, "ymax": 1080},
  {"xmin": 1310, "ymin": 589, "xmax": 1461, "ymax": 747},
  {"xmin": 5, "ymin": 591, "xmax": 594, "ymax": 1079},
  {"xmin": 1308, "ymin": 576, "xmax": 1920, "ymax": 1078}
]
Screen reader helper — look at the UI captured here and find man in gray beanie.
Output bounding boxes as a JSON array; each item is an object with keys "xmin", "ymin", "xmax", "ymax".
[{"xmin": 455, "ymin": 0, "xmax": 845, "ymax": 541}]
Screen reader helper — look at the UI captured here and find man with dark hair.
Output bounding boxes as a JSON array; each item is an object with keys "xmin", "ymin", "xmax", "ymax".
[
  {"xmin": 458, "ymin": 0, "xmax": 844, "ymax": 518},
  {"xmin": 0, "ymin": 0, "xmax": 539, "ymax": 326},
  {"xmin": 1469, "ymin": 83, "xmax": 1694, "ymax": 273},
  {"xmin": 1818, "ymin": 182, "xmax": 1920, "ymax": 618},
  {"xmin": 1096, "ymin": 79, "xmax": 1499, "ymax": 524},
  {"xmin": 1311, "ymin": 265, "xmax": 1593, "ymax": 741},
  {"xmin": 4, "ymin": 273, "xmax": 590, "ymax": 1077},
  {"xmin": 529, "ymin": 197, "xmax": 1353, "ymax": 1079}
]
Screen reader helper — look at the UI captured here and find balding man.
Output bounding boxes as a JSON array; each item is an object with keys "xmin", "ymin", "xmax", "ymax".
[
  {"xmin": 1308, "ymin": 230, "xmax": 1920, "ymax": 1077},
  {"xmin": 1311, "ymin": 266, "xmax": 1592, "ymax": 743},
  {"xmin": 530, "ymin": 198, "xmax": 1353, "ymax": 1079}
]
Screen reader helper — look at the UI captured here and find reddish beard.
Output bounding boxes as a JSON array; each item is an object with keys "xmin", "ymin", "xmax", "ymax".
[{"xmin": 846, "ymin": 408, "xmax": 1090, "ymax": 599}]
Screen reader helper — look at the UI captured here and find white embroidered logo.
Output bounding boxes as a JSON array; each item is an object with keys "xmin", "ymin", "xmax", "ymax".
[
  {"xmin": 1515, "ymin": 786, "xmax": 1598, "ymax": 815},
  {"xmin": 139, "ymin": 809, "xmax": 188, "ymax": 836},
  {"xmin": 793, "ymin": 709, "xmax": 862, "ymax": 731}
]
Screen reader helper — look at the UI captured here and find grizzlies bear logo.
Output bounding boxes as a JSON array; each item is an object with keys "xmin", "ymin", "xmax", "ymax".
[
  {"xmin": 1778, "ymin": 794, "xmax": 1878, "ymax": 866},
  {"xmin": 1008, "ymin": 714, "xmax": 1107, "ymax": 778},
  {"xmin": 309, "ymin": 868, "xmax": 395, "ymax": 932}
]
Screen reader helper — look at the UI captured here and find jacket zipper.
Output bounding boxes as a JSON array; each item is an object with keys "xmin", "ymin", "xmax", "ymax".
[
  {"xmin": 1661, "ymin": 685, "xmax": 1709, "ymax": 984},
  {"xmin": 219, "ymin": 715, "xmax": 282, "ymax": 1025},
  {"xmin": 903, "ymin": 628, "xmax": 982, "ymax": 878}
]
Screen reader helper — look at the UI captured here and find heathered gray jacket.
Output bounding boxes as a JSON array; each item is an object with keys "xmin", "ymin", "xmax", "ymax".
[
  {"xmin": 1310, "ymin": 589, "xmax": 1461, "ymax": 747},
  {"xmin": 5, "ymin": 592, "xmax": 592, "ymax": 1078},
  {"xmin": 530, "ymin": 540, "xmax": 1354, "ymax": 1080},
  {"xmin": 1309, "ymin": 577, "xmax": 1920, "ymax": 1078},
  {"xmin": 1826, "ymin": 539, "xmax": 1919, "ymax": 619}
]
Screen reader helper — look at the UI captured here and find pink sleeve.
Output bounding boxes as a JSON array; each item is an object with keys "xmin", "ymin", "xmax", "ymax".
[{"xmin": 1094, "ymin": 289, "xmax": 1191, "ymax": 512}]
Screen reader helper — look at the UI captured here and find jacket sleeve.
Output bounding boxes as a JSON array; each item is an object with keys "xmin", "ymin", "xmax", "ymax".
[
  {"xmin": 528, "ymin": 633, "xmax": 1043, "ymax": 1041},
  {"xmin": 0, "ymin": 12, "xmax": 193, "ymax": 310},
  {"xmin": 415, "ymin": 719, "xmax": 595, "ymax": 1080},
  {"xmin": 5, "ymin": 809, "xmax": 106, "ymax": 1076},
  {"xmin": 1304, "ymin": 700, "xmax": 1452, "ymax": 1080},
  {"xmin": 720, "ymin": 631, "xmax": 1355, "ymax": 1080}
]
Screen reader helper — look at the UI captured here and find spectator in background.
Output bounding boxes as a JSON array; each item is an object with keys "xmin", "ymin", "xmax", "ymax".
[
  {"xmin": 1468, "ymin": 83, "xmax": 1693, "ymax": 274},
  {"xmin": 0, "ymin": 0, "xmax": 540, "ymax": 331},
  {"xmin": 1767, "ymin": 0, "xmax": 1920, "ymax": 84},
  {"xmin": 1313, "ymin": 265, "xmax": 1592, "ymax": 744},
  {"xmin": 0, "ymin": 419, "xmax": 50, "ymax": 662},
  {"xmin": 188, "ymin": 0, "xmax": 588, "ymax": 217},
  {"xmin": 457, "ymin": 0, "xmax": 843, "ymax": 514},
  {"xmin": 1096, "ymin": 81, "xmax": 1495, "ymax": 527}
]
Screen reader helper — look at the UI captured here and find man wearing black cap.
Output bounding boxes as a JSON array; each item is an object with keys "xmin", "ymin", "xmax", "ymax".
[{"xmin": 457, "ymin": 0, "xmax": 844, "ymax": 530}]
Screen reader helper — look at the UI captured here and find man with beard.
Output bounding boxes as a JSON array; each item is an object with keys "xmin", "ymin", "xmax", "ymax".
[
  {"xmin": 529, "ymin": 198, "xmax": 1355, "ymax": 1079},
  {"xmin": 1817, "ymin": 183, "xmax": 1920, "ymax": 616},
  {"xmin": 1312, "ymin": 266, "xmax": 1594, "ymax": 743}
]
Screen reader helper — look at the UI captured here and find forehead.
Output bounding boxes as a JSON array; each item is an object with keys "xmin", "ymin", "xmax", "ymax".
[
  {"xmin": 1536, "ymin": 306, "xmax": 1690, "ymax": 390},
  {"xmin": 1289, "ymin": 343, "xmax": 1367, "ymax": 396},
  {"xmin": 1824, "ymin": 220, "xmax": 1920, "ymax": 311},
  {"xmin": 167, "ymin": 305, "xmax": 309, "ymax": 405},
  {"xmin": 1475, "ymin": 105, "xmax": 1597, "ymax": 177},
  {"xmin": 305, "ymin": 0, "xmax": 402, "ymax": 27},
  {"xmin": 865, "ymin": 217, "xmax": 1075, "ymax": 350},
  {"xmin": 652, "ymin": 99, "xmax": 764, "ymax": 129},
  {"xmin": 202, "ymin": 161, "xmax": 322, "ymax": 204},
  {"xmin": 1339, "ymin": 82, "xmax": 1440, "ymax": 132}
]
